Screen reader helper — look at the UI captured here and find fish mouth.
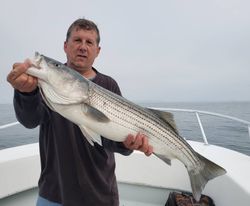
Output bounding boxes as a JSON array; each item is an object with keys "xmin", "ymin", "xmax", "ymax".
[{"xmin": 30, "ymin": 52, "xmax": 43, "ymax": 68}]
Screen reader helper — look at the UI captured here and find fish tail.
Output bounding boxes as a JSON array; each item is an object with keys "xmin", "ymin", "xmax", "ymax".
[{"xmin": 188, "ymin": 152, "xmax": 226, "ymax": 201}]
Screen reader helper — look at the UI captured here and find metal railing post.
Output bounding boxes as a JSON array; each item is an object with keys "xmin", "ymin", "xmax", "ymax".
[{"xmin": 195, "ymin": 112, "xmax": 209, "ymax": 145}]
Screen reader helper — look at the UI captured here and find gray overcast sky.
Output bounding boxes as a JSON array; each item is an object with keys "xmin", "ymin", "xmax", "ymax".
[{"xmin": 0, "ymin": 0, "xmax": 249, "ymax": 103}]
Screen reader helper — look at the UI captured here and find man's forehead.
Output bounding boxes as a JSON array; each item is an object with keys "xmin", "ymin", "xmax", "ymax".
[
  {"xmin": 73, "ymin": 27, "xmax": 97, "ymax": 34},
  {"xmin": 70, "ymin": 27, "xmax": 96, "ymax": 38}
]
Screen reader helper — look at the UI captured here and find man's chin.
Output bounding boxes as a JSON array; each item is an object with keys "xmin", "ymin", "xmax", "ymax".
[
  {"xmin": 69, "ymin": 62, "xmax": 86, "ymax": 69},
  {"xmin": 74, "ymin": 65, "xmax": 90, "ymax": 73}
]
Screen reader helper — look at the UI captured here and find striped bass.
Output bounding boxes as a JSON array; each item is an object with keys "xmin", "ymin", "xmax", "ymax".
[{"xmin": 26, "ymin": 52, "xmax": 226, "ymax": 201}]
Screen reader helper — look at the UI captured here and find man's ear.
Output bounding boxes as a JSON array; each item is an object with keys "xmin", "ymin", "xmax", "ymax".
[
  {"xmin": 64, "ymin": 41, "xmax": 68, "ymax": 53},
  {"xmin": 96, "ymin": 46, "xmax": 101, "ymax": 57}
]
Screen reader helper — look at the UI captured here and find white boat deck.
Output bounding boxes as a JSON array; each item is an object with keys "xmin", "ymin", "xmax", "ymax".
[{"xmin": 0, "ymin": 141, "xmax": 250, "ymax": 206}]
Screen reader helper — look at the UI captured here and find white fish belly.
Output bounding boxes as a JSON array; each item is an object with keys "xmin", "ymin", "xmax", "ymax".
[{"xmin": 49, "ymin": 102, "xmax": 136, "ymax": 142}]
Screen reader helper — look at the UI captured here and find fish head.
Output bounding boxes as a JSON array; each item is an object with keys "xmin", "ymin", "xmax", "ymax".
[
  {"xmin": 26, "ymin": 52, "xmax": 49, "ymax": 81},
  {"xmin": 27, "ymin": 52, "xmax": 90, "ymax": 104}
]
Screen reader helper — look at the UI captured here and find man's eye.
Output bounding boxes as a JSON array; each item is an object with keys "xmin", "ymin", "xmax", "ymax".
[{"xmin": 87, "ymin": 40, "xmax": 93, "ymax": 45}]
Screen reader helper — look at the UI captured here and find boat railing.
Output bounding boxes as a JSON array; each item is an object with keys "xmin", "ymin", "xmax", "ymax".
[
  {"xmin": 1, "ymin": 108, "xmax": 250, "ymax": 146},
  {"xmin": 0, "ymin": 121, "xmax": 20, "ymax": 130}
]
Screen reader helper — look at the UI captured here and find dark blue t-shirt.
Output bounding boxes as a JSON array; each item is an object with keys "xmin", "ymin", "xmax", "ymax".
[{"xmin": 14, "ymin": 69, "xmax": 132, "ymax": 206}]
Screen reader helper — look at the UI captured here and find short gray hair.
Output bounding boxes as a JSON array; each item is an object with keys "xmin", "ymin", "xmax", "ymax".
[{"xmin": 66, "ymin": 18, "xmax": 100, "ymax": 44}]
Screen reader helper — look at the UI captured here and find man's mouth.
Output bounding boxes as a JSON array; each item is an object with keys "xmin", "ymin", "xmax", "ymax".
[{"xmin": 77, "ymin": 54, "xmax": 87, "ymax": 59}]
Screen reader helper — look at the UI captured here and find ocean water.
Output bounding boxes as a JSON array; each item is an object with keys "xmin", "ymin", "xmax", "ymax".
[
  {"xmin": 0, "ymin": 104, "xmax": 39, "ymax": 149},
  {"xmin": 0, "ymin": 102, "xmax": 250, "ymax": 156}
]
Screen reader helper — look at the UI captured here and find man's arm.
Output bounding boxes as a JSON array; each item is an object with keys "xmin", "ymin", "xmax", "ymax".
[{"xmin": 14, "ymin": 89, "xmax": 48, "ymax": 128}]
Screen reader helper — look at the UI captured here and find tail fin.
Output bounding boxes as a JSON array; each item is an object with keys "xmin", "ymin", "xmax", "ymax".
[{"xmin": 188, "ymin": 152, "xmax": 226, "ymax": 201}]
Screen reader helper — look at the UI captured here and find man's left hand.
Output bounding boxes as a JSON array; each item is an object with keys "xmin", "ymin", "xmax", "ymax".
[{"xmin": 123, "ymin": 133, "xmax": 153, "ymax": 156}]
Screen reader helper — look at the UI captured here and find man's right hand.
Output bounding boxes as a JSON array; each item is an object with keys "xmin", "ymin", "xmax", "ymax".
[{"xmin": 7, "ymin": 61, "xmax": 38, "ymax": 93}]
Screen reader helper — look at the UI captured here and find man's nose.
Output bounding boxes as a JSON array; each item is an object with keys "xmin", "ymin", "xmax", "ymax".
[{"xmin": 79, "ymin": 42, "xmax": 87, "ymax": 51}]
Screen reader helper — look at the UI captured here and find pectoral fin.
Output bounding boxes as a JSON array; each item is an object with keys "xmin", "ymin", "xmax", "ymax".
[
  {"xmin": 81, "ymin": 104, "xmax": 110, "ymax": 123},
  {"xmin": 79, "ymin": 125, "xmax": 102, "ymax": 146}
]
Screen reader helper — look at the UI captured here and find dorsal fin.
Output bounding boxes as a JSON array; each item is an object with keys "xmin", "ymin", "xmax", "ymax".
[{"xmin": 148, "ymin": 108, "xmax": 179, "ymax": 134}]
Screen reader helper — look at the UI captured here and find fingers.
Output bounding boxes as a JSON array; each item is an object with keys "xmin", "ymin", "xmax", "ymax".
[
  {"xmin": 123, "ymin": 133, "xmax": 153, "ymax": 156},
  {"xmin": 138, "ymin": 136, "xmax": 154, "ymax": 156},
  {"xmin": 8, "ymin": 62, "xmax": 31, "ymax": 81},
  {"xmin": 123, "ymin": 134, "xmax": 134, "ymax": 148},
  {"xmin": 145, "ymin": 145, "xmax": 154, "ymax": 156},
  {"xmin": 7, "ymin": 62, "xmax": 38, "ymax": 92},
  {"xmin": 123, "ymin": 133, "xmax": 143, "ymax": 150},
  {"xmin": 7, "ymin": 62, "xmax": 26, "ymax": 83},
  {"xmin": 21, "ymin": 75, "xmax": 38, "ymax": 92}
]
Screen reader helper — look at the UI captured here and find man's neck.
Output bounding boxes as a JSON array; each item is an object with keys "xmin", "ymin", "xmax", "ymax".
[
  {"xmin": 66, "ymin": 63, "xmax": 96, "ymax": 79},
  {"xmin": 80, "ymin": 68, "xmax": 96, "ymax": 79}
]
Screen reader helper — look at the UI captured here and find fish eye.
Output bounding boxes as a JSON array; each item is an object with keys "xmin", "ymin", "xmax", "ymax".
[{"xmin": 53, "ymin": 63, "xmax": 60, "ymax": 67}]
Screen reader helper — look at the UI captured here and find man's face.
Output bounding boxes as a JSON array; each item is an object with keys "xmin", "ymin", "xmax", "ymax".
[{"xmin": 64, "ymin": 28, "xmax": 100, "ymax": 74}]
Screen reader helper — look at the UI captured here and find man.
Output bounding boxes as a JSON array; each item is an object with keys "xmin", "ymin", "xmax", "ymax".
[{"xmin": 7, "ymin": 18, "xmax": 153, "ymax": 206}]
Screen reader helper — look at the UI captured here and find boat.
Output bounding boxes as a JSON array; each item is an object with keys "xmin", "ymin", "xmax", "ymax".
[{"xmin": 0, "ymin": 108, "xmax": 250, "ymax": 206}]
